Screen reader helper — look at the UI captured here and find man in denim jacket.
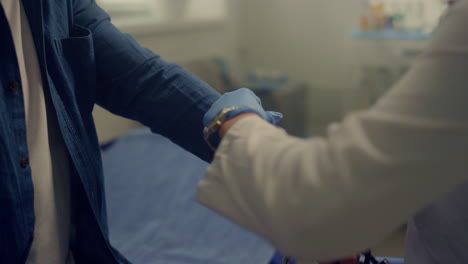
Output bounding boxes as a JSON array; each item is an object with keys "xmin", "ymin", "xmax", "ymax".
[{"xmin": 0, "ymin": 0, "xmax": 265, "ymax": 263}]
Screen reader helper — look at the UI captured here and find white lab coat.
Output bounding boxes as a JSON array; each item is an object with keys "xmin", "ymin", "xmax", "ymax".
[{"xmin": 197, "ymin": 1, "xmax": 468, "ymax": 262}]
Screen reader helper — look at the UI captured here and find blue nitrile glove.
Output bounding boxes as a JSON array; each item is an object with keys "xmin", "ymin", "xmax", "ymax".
[
  {"xmin": 203, "ymin": 88, "xmax": 283, "ymax": 149},
  {"xmin": 203, "ymin": 88, "xmax": 283, "ymax": 128}
]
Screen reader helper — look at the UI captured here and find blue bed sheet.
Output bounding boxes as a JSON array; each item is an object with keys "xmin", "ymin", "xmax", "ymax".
[{"xmin": 102, "ymin": 128, "xmax": 276, "ymax": 264}]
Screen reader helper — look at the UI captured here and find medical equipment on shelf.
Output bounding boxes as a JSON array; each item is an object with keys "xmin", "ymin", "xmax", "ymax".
[{"xmin": 358, "ymin": 0, "xmax": 447, "ymax": 33}]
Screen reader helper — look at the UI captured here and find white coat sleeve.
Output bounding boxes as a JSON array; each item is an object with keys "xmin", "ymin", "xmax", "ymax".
[{"xmin": 197, "ymin": 1, "xmax": 468, "ymax": 262}]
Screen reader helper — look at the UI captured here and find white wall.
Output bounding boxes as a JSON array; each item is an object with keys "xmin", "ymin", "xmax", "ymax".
[
  {"xmin": 236, "ymin": 0, "xmax": 437, "ymax": 135},
  {"xmin": 236, "ymin": 0, "xmax": 361, "ymax": 134},
  {"xmin": 238, "ymin": 0, "xmax": 359, "ymax": 89}
]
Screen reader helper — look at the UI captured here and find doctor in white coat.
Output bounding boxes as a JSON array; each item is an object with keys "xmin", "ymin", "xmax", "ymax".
[{"xmin": 198, "ymin": 1, "xmax": 468, "ymax": 263}]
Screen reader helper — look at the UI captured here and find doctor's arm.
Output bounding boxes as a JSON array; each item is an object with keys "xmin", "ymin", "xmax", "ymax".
[
  {"xmin": 198, "ymin": 1, "xmax": 468, "ymax": 262},
  {"xmin": 72, "ymin": 0, "xmax": 220, "ymax": 162}
]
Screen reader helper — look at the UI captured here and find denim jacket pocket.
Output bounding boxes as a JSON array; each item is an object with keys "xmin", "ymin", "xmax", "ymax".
[{"xmin": 55, "ymin": 25, "xmax": 96, "ymax": 115}]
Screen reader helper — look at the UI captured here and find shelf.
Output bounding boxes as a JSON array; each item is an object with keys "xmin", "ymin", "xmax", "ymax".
[{"xmin": 351, "ymin": 29, "xmax": 432, "ymax": 41}]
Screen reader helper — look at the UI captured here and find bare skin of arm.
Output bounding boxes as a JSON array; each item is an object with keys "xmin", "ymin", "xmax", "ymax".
[{"xmin": 218, "ymin": 113, "xmax": 257, "ymax": 138}]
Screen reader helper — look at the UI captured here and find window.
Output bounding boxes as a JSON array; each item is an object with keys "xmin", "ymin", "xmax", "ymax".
[{"xmin": 98, "ymin": 0, "xmax": 227, "ymax": 22}]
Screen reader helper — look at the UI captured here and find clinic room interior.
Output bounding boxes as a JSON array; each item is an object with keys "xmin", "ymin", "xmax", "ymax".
[{"xmin": 91, "ymin": 0, "xmax": 451, "ymax": 263}]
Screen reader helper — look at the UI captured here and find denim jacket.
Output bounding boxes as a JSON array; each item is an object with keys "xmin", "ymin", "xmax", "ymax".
[{"xmin": 0, "ymin": 0, "xmax": 220, "ymax": 263}]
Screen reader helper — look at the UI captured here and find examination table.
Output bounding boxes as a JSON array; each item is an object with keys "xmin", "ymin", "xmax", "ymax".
[{"xmin": 102, "ymin": 128, "xmax": 404, "ymax": 264}]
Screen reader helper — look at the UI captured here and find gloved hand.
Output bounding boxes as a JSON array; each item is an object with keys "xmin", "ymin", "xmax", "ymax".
[{"xmin": 203, "ymin": 88, "xmax": 283, "ymax": 127}]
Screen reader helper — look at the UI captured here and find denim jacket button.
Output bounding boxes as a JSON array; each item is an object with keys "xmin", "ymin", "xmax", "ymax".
[
  {"xmin": 20, "ymin": 157, "xmax": 29, "ymax": 168},
  {"xmin": 9, "ymin": 81, "xmax": 20, "ymax": 92}
]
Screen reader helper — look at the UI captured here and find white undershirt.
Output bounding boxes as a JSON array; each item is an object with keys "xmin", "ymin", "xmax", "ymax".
[{"xmin": 0, "ymin": 1, "xmax": 72, "ymax": 263}]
